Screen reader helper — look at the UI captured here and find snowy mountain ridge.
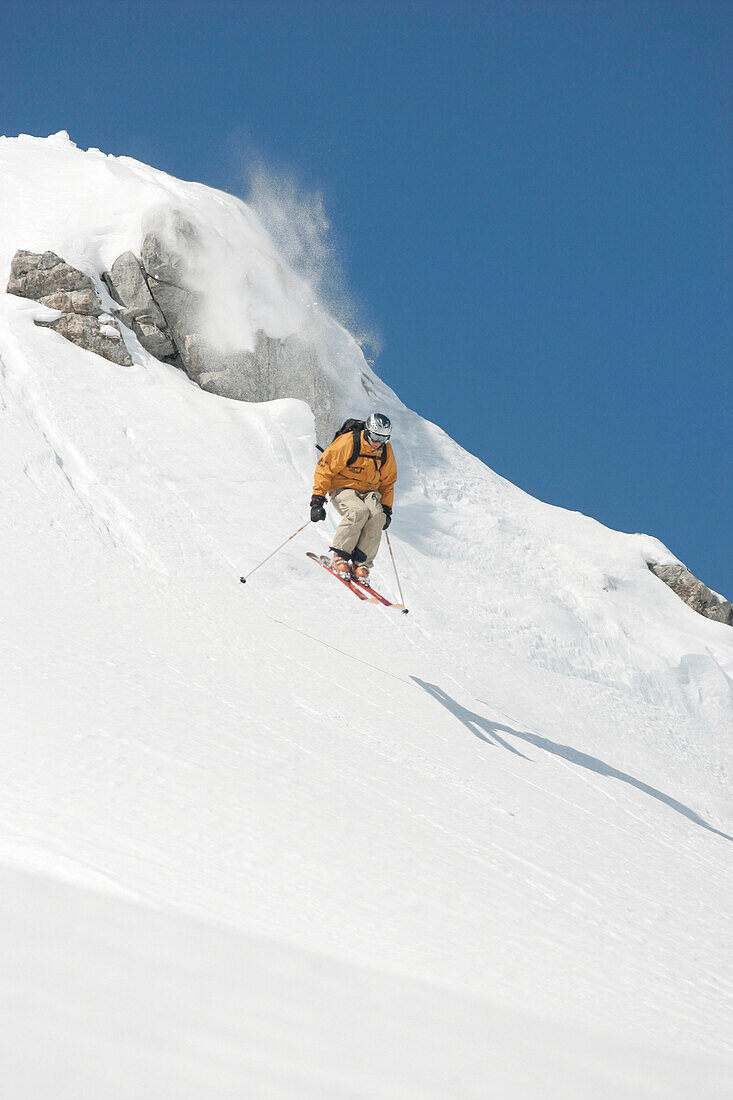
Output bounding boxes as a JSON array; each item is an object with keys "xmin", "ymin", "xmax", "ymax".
[{"xmin": 1, "ymin": 133, "xmax": 731, "ymax": 1098}]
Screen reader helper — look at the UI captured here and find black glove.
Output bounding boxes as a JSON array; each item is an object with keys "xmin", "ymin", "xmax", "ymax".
[
  {"xmin": 382, "ymin": 505, "xmax": 392, "ymax": 530},
  {"xmin": 310, "ymin": 494, "xmax": 326, "ymax": 522}
]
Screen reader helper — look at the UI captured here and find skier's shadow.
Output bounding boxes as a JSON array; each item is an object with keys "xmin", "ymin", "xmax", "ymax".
[
  {"xmin": 411, "ymin": 677, "xmax": 732, "ymax": 843},
  {"xmin": 411, "ymin": 678, "xmax": 530, "ymax": 759}
]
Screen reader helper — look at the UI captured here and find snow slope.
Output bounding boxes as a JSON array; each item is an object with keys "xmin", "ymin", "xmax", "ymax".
[{"xmin": 1, "ymin": 133, "xmax": 732, "ymax": 1097}]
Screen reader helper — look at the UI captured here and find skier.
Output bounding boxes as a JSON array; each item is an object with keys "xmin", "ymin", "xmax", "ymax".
[{"xmin": 310, "ymin": 412, "xmax": 397, "ymax": 585}]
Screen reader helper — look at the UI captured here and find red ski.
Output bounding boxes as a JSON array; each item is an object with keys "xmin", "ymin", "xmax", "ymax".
[
  {"xmin": 347, "ymin": 572, "xmax": 407, "ymax": 612},
  {"xmin": 307, "ymin": 553, "xmax": 407, "ymax": 612},
  {"xmin": 306, "ymin": 553, "xmax": 376, "ymax": 602}
]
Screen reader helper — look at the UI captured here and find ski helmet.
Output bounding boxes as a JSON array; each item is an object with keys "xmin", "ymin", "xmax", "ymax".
[{"xmin": 364, "ymin": 412, "xmax": 392, "ymax": 445}]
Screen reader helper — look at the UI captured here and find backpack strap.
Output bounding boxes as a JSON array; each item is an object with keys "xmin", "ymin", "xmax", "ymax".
[
  {"xmin": 347, "ymin": 426, "xmax": 361, "ymax": 466},
  {"xmin": 345, "ymin": 427, "xmax": 388, "ymax": 468}
]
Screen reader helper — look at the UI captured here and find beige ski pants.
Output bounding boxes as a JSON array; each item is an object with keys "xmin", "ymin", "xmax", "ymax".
[{"xmin": 330, "ymin": 489, "xmax": 387, "ymax": 568}]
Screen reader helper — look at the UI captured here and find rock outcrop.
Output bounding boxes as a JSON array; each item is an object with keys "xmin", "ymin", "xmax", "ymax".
[
  {"xmin": 138, "ymin": 212, "xmax": 337, "ymax": 440},
  {"xmin": 7, "ymin": 250, "xmax": 132, "ymax": 367},
  {"xmin": 101, "ymin": 252, "xmax": 176, "ymax": 363},
  {"xmin": 181, "ymin": 328, "xmax": 333, "ymax": 406},
  {"xmin": 99, "ymin": 212, "xmax": 340, "ymax": 440},
  {"xmin": 648, "ymin": 563, "xmax": 733, "ymax": 626},
  {"xmin": 7, "ymin": 219, "xmax": 343, "ymax": 443}
]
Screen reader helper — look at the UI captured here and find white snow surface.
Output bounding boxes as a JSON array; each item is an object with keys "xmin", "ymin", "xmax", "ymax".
[{"xmin": 1, "ymin": 133, "xmax": 732, "ymax": 1098}]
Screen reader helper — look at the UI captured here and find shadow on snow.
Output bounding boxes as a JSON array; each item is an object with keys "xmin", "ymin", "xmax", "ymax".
[{"xmin": 411, "ymin": 677, "xmax": 732, "ymax": 843}]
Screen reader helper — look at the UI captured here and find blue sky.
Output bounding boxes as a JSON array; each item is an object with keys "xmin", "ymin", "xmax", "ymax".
[{"xmin": 2, "ymin": 0, "xmax": 731, "ymax": 597}]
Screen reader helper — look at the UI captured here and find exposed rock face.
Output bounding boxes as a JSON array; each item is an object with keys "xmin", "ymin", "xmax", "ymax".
[
  {"xmin": 102, "ymin": 251, "xmax": 176, "ymax": 362},
  {"xmin": 649, "ymin": 563, "xmax": 733, "ymax": 626},
  {"xmin": 7, "ymin": 223, "xmax": 341, "ymax": 441},
  {"xmin": 7, "ymin": 250, "xmax": 132, "ymax": 367},
  {"xmin": 8, "ymin": 249, "xmax": 96, "ymax": 302},
  {"xmin": 35, "ymin": 312, "xmax": 132, "ymax": 365},
  {"xmin": 181, "ymin": 329, "xmax": 336, "ymax": 414},
  {"xmin": 136, "ymin": 211, "xmax": 338, "ymax": 441},
  {"xmin": 138, "ymin": 219, "xmax": 203, "ymax": 364}
]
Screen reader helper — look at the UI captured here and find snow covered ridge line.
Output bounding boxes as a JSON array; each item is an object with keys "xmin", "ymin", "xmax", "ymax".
[{"xmin": 1, "ymin": 130, "xmax": 393, "ymax": 445}]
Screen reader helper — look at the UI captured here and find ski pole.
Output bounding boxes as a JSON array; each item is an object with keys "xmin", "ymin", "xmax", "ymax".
[
  {"xmin": 240, "ymin": 520, "xmax": 311, "ymax": 584},
  {"xmin": 385, "ymin": 531, "xmax": 408, "ymax": 614}
]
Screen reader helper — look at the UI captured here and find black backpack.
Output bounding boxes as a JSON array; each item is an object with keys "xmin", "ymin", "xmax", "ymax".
[{"xmin": 318, "ymin": 418, "xmax": 388, "ymax": 468}]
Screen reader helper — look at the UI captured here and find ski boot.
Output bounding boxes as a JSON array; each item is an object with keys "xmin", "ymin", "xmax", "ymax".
[
  {"xmin": 330, "ymin": 551, "xmax": 352, "ymax": 577},
  {"xmin": 353, "ymin": 564, "xmax": 371, "ymax": 586}
]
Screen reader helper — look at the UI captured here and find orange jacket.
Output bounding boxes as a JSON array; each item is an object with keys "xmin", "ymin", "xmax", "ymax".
[{"xmin": 313, "ymin": 430, "xmax": 397, "ymax": 509}]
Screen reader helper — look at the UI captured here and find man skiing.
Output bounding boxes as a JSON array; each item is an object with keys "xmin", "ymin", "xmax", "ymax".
[{"xmin": 310, "ymin": 412, "xmax": 396, "ymax": 585}]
